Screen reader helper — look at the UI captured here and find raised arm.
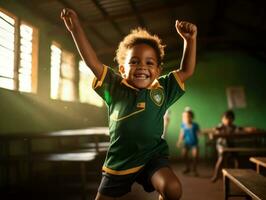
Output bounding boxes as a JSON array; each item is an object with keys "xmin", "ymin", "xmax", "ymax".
[
  {"xmin": 175, "ymin": 20, "xmax": 197, "ymax": 82},
  {"xmin": 61, "ymin": 8, "xmax": 103, "ymax": 79}
]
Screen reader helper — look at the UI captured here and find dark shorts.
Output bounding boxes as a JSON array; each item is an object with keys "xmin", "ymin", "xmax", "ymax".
[
  {"xmin": 98, "ymin": 156, "xmax": 170, "ymax": 198},
  {"xmin": 184, "ymin": 143, "xmax": 198, "ymax": 149}
]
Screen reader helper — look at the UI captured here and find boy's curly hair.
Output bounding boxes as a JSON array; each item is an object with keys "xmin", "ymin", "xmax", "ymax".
[{"xmin": 115, "ymin": 28, "xmax": 165, "ymax": 66}]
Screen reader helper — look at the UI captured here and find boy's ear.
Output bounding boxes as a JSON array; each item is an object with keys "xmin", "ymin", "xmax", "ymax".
[
  {"xmin": 119, "ymin": 65, "xmax": 126, "ymax": 78},
  {"xmin": 157, "ymin": 66, "xmax": 162, "ymax": 76}
]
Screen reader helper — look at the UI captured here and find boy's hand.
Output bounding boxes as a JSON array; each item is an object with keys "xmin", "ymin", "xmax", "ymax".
[
  {"xmin": 176, "ymin": 141, "xmax": 181, "ymax": 148},
  {"xmin": 175, "ymin": 20, "xmax": 197, "ymax": 41},
  {"xmin": 61, "ymin": 8, "xmax": 80, "ymax": 32}
]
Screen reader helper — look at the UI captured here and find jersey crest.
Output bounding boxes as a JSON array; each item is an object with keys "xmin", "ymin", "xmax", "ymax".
[{"xmin": 150, "ymin": 88, "xmax": 164, "ymax": 106}]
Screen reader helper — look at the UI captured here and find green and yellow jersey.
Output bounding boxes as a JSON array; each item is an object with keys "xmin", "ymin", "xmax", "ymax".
[{"xmin": 93, "ymin": 65, "xmax": 185, "ymax": 175}]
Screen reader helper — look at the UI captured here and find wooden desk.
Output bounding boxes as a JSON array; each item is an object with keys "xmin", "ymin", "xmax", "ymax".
[
  {"xmin": 204, "ymin": 129, "xmax": 266, "ymax": 140},
  {"xmin": 0, "ymin": 127, "xmax": 109, "ymax": 154},
  {"xmin": 0, "ymin": 126, "xmax": 109, "ymax": 164},
  {"xmin": 0, "ymin": 127, "xmax": 109, "ymax": 199},
  {"xmin": 201, "ymin": 129, "xmax": 266, "ymax": 160},
  {"xmin": 32, "ymin": 152, "xmax": 97, "ymax": 200},
  {"xmin": 222, "ymin": 169, "xmax": 266, "ymax": 200},
  {"xmin": 250, "ymin": 157, "xmax": 266, "ymax": 174},
  {"xmin": 0, "ymin": 127, "xmax": 109, "ymax": 139},
  {"xmin": 207, "ymin": 129, "xmax": 266, "ymax": 182}
]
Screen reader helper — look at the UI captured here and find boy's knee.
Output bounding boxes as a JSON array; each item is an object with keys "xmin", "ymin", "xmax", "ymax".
[
  {"xmin": 168, "ymin": 180, "xmax": 182, "ymax": 199},
  {"xmin": 95, "ymin": 192, "xmax": 116, "ymax": 200},
  {"xmin": 161, "ymin": 179, "xmax": 182, "ymax": 200}
]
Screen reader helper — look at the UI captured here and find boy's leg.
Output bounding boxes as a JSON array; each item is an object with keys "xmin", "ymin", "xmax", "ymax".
[
  {"xmin": 95, "ymin": 192, "xmax": 116, "ymax": 200},
  {"xmin": 211, "ymin": 155, "xmax": 223, "ymax": 182},
  {"xmin": 191, "ymin": 146, "xmax": 199, "ymax": 176},
  {"xmin": 182, "ymin": 147, "xmax": 190, "ymax": 173},
  {"xmin": 151, "ymin": 167, "xmax": 182, "ymax": 200}
]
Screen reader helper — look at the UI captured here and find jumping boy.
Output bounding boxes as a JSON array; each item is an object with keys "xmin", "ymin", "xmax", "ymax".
[{"xmin": 61, "ymin": 8, "xmax": 197, "ymax": 200}]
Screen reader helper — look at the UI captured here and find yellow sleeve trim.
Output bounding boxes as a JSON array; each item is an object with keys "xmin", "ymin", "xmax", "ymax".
[
  {"xmin": 102, "ymin": 165, "xmax": 144, "ymax": 175},
  {"xmin": 92, "ymin": 65, "xmax": 108, "ymax": 89},
  {"xmin": 173, "ymin": 71, "xmax": 185, "ymax": 91}
]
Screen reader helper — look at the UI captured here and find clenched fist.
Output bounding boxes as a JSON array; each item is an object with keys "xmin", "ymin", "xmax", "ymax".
[
  {"xmin": 175, "ymin": 20, "xmax": 197, "ymax": 40},
  {"xmin": 61, "ymin": 8, "xmax": 80, "ymax": 32}
]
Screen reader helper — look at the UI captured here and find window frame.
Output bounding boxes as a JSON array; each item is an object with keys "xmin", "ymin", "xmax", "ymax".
[{"xmin": 50, "ymin": 41, "xmax": 77, "ymax": 102}]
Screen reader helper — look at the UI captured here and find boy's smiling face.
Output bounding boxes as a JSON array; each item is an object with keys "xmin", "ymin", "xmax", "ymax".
[{"xmin": 119, "ymin": 43, "xmax": 161, "ymax": 89}]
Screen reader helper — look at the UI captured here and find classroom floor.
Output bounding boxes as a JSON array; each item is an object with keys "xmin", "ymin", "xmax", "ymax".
[{"xmin": 2, "ymin": 160, "xmax": 247, "ymax": 200}]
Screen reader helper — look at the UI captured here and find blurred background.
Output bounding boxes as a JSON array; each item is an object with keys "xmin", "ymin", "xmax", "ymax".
[{"xmin": 0, "ymin": 0, "xmax": 266, "ymax": 199}]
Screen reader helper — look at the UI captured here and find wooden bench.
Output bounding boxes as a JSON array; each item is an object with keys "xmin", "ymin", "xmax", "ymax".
[
  {"xmin": 34, "ymin": 152, "xmax": 98, "ymax": 200},
  {"xmin": 0, "ymin": 128, "xmax": 110, "ymax": 199},
  {"xmin": 204, "ymin": 129, "xmax": 266, "ymax": 160},
  {"xmin": 222, "ymin": 169, "xmax": 266, "ymax": 200},
  {"xmin": 0, "ymin": 152, "xmax": 98, "ymax": 200},
  {"xmin": 250, "ymin": 157, "xmax": 266, "ymax": 174}
]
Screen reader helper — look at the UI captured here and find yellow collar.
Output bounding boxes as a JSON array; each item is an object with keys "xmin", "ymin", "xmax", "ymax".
[
  {"xmin": 121, "ymin": 79, "xmax": 163, "ymax": 91},
  {"xmin": 148, "ymin": 80, "xmax": 163, "ymax": 89}
]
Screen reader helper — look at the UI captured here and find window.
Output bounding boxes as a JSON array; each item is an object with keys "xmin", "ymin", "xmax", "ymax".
[
  {"xmin": 79, "ymin": 60, "xmax": 103, "ymax": 107},
  {"xmin": 50, "ymin": 42, "xmax": 77, "ymax": 101},
  {"xmin": 0, "ymin": 10, "xmax": 15, "ymax": 90},
  {"xmin": 19, "ymin": 23, "xmax": 38, "ymax": 92},
  {"xmin": 0, "ymin": 8, "xmax": 38, "ymax": 92},
  {"xmin": 50, "ymin": 44, "xmax": 61, "ymax": 99}
]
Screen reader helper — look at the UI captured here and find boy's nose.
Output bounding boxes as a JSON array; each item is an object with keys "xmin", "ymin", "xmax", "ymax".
[{"xmin": 137, "ymin": 62, "xmax": 146, "ymax": 69}]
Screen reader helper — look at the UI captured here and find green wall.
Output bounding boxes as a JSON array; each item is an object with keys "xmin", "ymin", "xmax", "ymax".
[{"xmin": 164, "ymin": 51, "xmax": 266, "ymax": 158}]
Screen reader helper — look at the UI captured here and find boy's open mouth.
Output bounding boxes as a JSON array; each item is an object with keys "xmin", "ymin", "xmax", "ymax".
[{"xmin": 133, "ymin": 72, "xmax": 150, "ymax": 80}]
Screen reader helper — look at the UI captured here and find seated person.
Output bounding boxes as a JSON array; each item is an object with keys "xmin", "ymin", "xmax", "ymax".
[
  {"xmin": 211, "ymin": 110, "xmax": 239, "ymax": 182},
  {"xmin": 211, "ymin": 110, "xmax": 256, "ymax": 182}
]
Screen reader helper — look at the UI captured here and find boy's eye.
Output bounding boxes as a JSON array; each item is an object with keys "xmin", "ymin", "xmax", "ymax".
[
  {"xmin": 129, "ymin": 60, "xmax": 139, "ymax": 65},
  {"xmin": 147, "ymin": 61, "xmax": 154, "ymax": 66}
]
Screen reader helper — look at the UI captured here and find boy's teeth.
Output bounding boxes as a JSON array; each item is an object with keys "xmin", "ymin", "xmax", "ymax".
[{"xmin": 135, "ymin": 74, "xmax": 147, "ymax": 79}]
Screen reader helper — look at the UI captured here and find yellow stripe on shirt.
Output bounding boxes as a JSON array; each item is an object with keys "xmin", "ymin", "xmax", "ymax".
[
  {"xmin": 173, "ymin": 71, "xmax": 185, "ymax": 91},
  {"xmin": 92, "ymin": 65, "xmax": 108, "ymax": 89},
  {"xmin": 102, "ymin": 165, "xmax": 144, "ymax": 175}
]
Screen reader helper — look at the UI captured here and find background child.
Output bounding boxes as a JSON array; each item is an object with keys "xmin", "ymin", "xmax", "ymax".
[
  {"xmin": 177, "ymin": 107, "xmax": 200, "ymax": 176},
  {"xmin": 211, "ymin": 110, "xmax": 246, "ymax": 182},
  {"xmin": 61, "ymin": 8, "xmax": 197, "ymax": 200},
  {"xmin": 211, "ymin": 110, "xmax": 258, "ymax": 182}
]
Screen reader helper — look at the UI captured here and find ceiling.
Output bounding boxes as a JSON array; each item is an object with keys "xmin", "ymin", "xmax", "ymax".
[{"xmin": 20, "ymin": 0, "xmax": 266, "ymax": 66}]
